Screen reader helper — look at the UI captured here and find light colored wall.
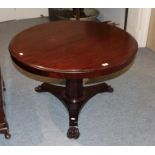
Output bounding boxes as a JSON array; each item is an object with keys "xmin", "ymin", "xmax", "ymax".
[
  {"xmin": 147, "ymin": 9, "xmax": 155, "ymax": 51},
  {"xmin": 15, "ymin": 8, "xmax": 48, "ymax": 20},
  {"xmin": 0, "ymin": 8, "xmax": 48, "ymax": 22},
  {"xmin": 0, "ymin": 8, "xmax": 16, "ymax": 22},
  {"xmin": 127, "ymin": 8, "xmax": 151, "ymax": 47},
  {"xmin": 97, "ymin": 8, "xmax": 126, "ymax": 29}
]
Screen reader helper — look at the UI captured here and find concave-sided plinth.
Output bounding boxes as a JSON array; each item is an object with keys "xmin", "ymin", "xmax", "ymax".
[{"xmin": 35, "ymin": 79, "xmax": 113, "ymax": 139}]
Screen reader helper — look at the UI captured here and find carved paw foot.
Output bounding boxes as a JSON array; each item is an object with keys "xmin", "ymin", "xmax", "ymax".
[
  {"xmin": 5, "ymin": 131, "xmax": 11, "ymax": 139},
  {"xmin": 107, "ymin": 85, "xmax": 114, "ymax": 92},
  {"xmin": 67, "ymin": 127, "xmax": 80, "ymax": 139},
  {"xmin": 99, "ymin": 84, "xmax": 114, "ymax": 93},
  {"xmin": 35, "ymin": 85, "xmax": 44, "ymax": 92}
]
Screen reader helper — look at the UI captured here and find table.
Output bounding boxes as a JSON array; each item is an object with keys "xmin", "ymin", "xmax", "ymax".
[{"xmin": 9, "ymin": 21, "xmax": 138, "ymax": 139}]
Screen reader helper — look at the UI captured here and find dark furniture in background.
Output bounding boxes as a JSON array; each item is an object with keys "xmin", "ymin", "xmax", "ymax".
[
  {"xmin": 48, "ymin": 8, "xmax": 61, "ymax": 21},
  {"xmin": 9, "ymin": 21, "xmax": 138, "ymax": 139},
  {"xmin": 0, "ymin": 68, "xmax": 11, "ymax": 139},
  {"xmin": 48, "ymin": 8, "xmax": 129, "ymax": 31},
  {"xmin": 49, "ymin": 8, "xmax": 129, "ymax": 31},
  {"xmin": 124, "ymin": 8, "xmax": 128, "ymax": 31},
  {"xmin": 48, "ymin": 8, "xmax": 99, "ymax": 21}
]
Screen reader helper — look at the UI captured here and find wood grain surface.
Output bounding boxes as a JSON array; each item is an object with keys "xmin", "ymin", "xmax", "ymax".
[{"xmin": 9, "ymin": 21, "xmax": 138, "ymax": 79}]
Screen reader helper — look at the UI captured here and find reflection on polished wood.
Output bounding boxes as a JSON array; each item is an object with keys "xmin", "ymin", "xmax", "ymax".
[{"xmin": 9, "ymin": 21, "xmax": 138, "ymax": 139}]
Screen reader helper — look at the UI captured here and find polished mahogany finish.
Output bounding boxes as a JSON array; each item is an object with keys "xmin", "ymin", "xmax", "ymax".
[
  {"xmin": 0, "ymin": 69, "xmax": 11, "ymax": 139},
  {"xmin": 9, "ymin": 21, "xmax": 138, "ymax": 139},
  {"xmin": 9, "ymin": 21, "xmax": 138, "ymax": 79}
]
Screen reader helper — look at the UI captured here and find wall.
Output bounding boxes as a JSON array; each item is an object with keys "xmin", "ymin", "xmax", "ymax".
[
  {"xmin": 15, "ymin": 8, "xmax": 48, "ymax": 20},
  {"xmin": 0, "ymin": 8, "xmax": 15, "ymax": 22},
  {"xmin": 0, "ymin": 8, "xmax": 48, "ymax": 22},
  {"xmin": 97, "ymin": 8, "xmax": 126, "ymax": 29},
  {"xmin": 127, "ymin": 8, "xmax": 151, "ymax": 47},
  {"xmin": 147, "ymin": 9, "xmax": 155, "ymax": 51}
]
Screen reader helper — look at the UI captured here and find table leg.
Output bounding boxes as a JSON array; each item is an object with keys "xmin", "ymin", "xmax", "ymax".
[
  {"xmin": 0, "ymin": 121, "xmax": 11, "ymax": 139},
  {"xmin": 64, "ymin": 79, "xmax": 83, "ymax": 139},
  {"xmin": 35, "ymin": 79, "xmax": 113, "ymax": 139}
]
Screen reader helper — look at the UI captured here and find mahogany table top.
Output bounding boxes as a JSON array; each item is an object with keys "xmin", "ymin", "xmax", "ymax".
[{"xmin": 9, "ymin": 21, "xmax": 138, "ymax": 79}]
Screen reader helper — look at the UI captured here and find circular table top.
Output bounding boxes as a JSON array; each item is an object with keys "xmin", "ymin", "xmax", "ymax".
[{"xmin": 9, "ymin": 21, "xmax": 138, "ymax": 79}]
